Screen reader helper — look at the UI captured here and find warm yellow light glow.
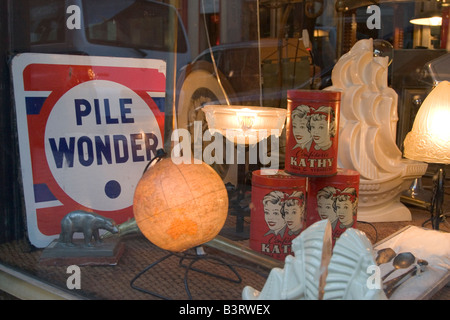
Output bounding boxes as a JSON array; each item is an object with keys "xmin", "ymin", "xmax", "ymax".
[
  {"xmin": 236, "ymin": 108, "xmax": 257, "ymax": 131},
  {"xmin": 404, "ymin": 81, "xmax": 450, "ymax": 164},
  {"xmin": 428, "ymin": 109, "xmax": 450, "ymax": 142},
  {"xmin": 410, "ymin": 16, "xmax": 442, "ymax": 26},
  {"xmin": 202, "ymin": 105, "xmax": 287, "ymax": 145},
  {"xmin": 314, "ymin": 29, "xmax": 330, "ymax": 38}
]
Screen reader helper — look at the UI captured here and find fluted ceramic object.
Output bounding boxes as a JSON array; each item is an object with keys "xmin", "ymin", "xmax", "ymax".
[
  {"xmin": 242, "ymin": 220, "xmax": 332, "ymax": 300},
  {"xmin": 323, "ymin": 228, "xmax": 387, "ymax": 300},
  {"xmin": 325, "ymin": 39, "xmax": 428, "ymax": 222},
  {"xmin": 242, "ymin": 220, "xmax": 387, "ymax": 300}
]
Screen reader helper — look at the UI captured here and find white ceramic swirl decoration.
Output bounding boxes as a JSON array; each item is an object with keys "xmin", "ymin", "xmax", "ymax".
[
  {"xmin": 242, "ymin": 220, "xmax": 333, "ymax": 300},
  {"xmin": 322, "ymin": 227, "xmax": 387, "ymax": 300},
  {"xmin": 325, "ymin": 39, "xmax": 427, "ymax": 222},
  {"xmin": 242, "ymin": 220, "xmax": 387, "ymax": 300}
]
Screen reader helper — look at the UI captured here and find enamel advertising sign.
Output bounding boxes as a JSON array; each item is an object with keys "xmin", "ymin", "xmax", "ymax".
[{"xmin": 12, "ymin": 53, "xmax": 166, "ymax": 248}]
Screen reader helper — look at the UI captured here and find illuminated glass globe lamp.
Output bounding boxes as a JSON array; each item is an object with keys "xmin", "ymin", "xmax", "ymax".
[{"xmin": 403, "ymin": 81, "xmax": 450, "ymax": 230}]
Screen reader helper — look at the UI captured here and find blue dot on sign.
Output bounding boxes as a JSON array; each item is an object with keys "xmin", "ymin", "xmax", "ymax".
[{"xmin": 105, "ymin": 180, "xmax": 121, "ymax": 199}]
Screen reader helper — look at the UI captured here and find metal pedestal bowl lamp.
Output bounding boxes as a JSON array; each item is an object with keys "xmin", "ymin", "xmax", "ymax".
[
  {"xmin": 403, "ymin": 81, "xmax": 450, "ymax": 230},
  {"xmin": 202, "ymin": 105, "xmax": 287, "ymax": 238}
]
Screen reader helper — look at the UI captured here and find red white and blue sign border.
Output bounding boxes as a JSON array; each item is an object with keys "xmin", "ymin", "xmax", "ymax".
[{"xmin": 12, "ymin": 53, "xmax": 166, "ymax": 248}]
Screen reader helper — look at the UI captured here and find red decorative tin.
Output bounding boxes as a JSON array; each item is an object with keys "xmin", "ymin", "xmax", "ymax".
[
  {"xmin": 306, "ymin": 168, "xmax": 360, "ymax": 245},
  {"xmin": 285, "ymin": 90, "xmax": 341, "ymax": 177},
  {"xmin": 250, "ymin": 170, "xmax": 307, "ymax": 261}
]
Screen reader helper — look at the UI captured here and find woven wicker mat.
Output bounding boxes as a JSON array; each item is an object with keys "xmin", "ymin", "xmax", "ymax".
[
  {"xmin": 0, "ymin": 233, "xmax": 271, "ymax": 300},
  {"xmin": 0, "ymin": 203, "xmax": 448, "ymax": 300}
]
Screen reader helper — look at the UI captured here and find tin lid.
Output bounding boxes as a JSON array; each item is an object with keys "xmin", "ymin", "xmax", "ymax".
[
  {"xmin": 309, "ymin": 168, "xmax": 360, "ymax": 184},
  {"xmin": 337, "ymin": 168, "xmax": 360, "ymax": 176},
  {"xmin": 252, "ymin": 170, "xmax": 307, "ymax": 188},
  {"xmin": 287, "ymin": 89, "xmax": 341, "ymax": 102}
]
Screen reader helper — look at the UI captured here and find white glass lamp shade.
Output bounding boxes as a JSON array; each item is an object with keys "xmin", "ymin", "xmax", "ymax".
[
  {"xmin": 404, "ymin": 81, "xmax": 450, "ymax": 164},
  {"xmin": 202, "ymin": 105, "xmax": 287, "ymax": 145}
]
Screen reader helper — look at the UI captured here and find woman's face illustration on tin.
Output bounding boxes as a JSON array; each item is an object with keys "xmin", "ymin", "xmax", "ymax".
[
  {"xmin": 334, "ymin": 188, "xmax": 357, "ymax": 227},
  {"xmin": 335, "ymin": 198, "xmax": 355, "ymax": 226},
  {"xmin": 317, "ymin": 196, "xmax": 337, "ymax": 223},
  {"xmin": 317, "ymin": 186, "xmax": 338, "ymax": 223},
  {"xmin": 310, "ymin": 117, "xmax": 330, "ymax": 147},
  {"xmin": 284, "ymin": 202, "xmax": 303, "ymax": 232},
  {"xmin": 310, "ymin": 106, "xmax": 335, "ymax": 151},
  {"xmin": 293, "ymin": 119, "xmax": 311, "ymax": 146},
  {"xmin": 291, "ymin": 105, "xmax": 312, "ymax": 149},
  {"xmin": 264, "ymin": 201, "xmax": 286, "ymax": 234}
]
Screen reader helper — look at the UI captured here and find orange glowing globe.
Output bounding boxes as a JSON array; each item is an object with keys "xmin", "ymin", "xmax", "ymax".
[{"xmin": 133, "ymin": 157, "xmax": 228, "ymax": 252}]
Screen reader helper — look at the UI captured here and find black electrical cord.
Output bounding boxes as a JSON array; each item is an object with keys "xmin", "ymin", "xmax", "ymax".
[
  {"xmin": 309, "ymin": 47, "xmax": 316, "ymax": 89},
  {"xmin": 142, "ymin": 148, "xmax": 167, "ymax": 175},
  {"xmin": 357, "ymin": 220, "xmax": 379, "ymax": 243}
]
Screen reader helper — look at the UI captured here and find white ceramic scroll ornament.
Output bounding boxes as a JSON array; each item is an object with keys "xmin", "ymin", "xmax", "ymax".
[
  {"xmin": 242, "ymin": 219, "xmax": 333, "ymax": 300},
  {"xmin": 242, "ymin": 220, "xmax": 387, "ymax": 300},
  {"xmin": 323, "ymin": 228, "xmax": 387, "ymax": 300},
  {"xmin": 325, "ymin": 39, "xmax": 427, "ymax": 222}
]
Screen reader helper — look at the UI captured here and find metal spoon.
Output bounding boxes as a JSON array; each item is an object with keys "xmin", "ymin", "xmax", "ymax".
[
  {"xmin": 384, "ymin": 259, "xmax": 428, "ymax": 298},
  {"xmin": 376, "ymin": 248, "xmax": 396, "ymax": 265},
  {"xmin": 382, "ymin": 252, "xmax": 416, "ymax": 281}
]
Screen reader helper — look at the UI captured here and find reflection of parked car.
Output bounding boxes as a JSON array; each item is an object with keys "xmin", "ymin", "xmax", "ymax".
[
  {"xmin": 175, "ymin": 38, "xmax": 317, "ymax": 180},
  {"xmin": 190, "ymin": 38, "xmax": 313, "ymax": 104},
  {"xmin": 18, "ymin": 0, "xmax": 191, "ymax": 80},
  {"xmin": 176, "ymin": 38, "xmax": 316, "ymax": 141}
]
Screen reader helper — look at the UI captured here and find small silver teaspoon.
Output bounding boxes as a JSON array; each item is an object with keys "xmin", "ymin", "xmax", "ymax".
[{"xmin": 382, "ymin": 252, "xmax": 416, "ymax": 281}]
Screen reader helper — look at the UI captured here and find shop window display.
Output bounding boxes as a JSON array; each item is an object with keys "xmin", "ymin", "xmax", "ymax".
[{"xmin": 0, "ymin": 0, "xmax": 449, "ymax": 301}]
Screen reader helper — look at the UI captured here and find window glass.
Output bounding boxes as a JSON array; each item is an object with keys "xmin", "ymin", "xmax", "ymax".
[
  {"xmin": 83, "ymin": 0, "xmax": 188, "ymax": 53},
  {"xmin": 29, "ymin": 0, "xmax": 65, "ymax": 44}
]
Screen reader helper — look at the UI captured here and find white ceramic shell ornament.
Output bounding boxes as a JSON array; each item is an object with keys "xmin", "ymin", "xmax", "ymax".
[
  {"xmin": 242, "ymin": 220, "xmax": 387, "ymax": 300},
  {"xmin": 324, "ymin": 39, "xmax": 427, "ymax": 222},
  {"xmin": 242, "ymin": 220, "xmax": 333, "ymax": 300},
  {"xmin": 323, "ymin": 228, "xmax": 387, "ymax": 300}
]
